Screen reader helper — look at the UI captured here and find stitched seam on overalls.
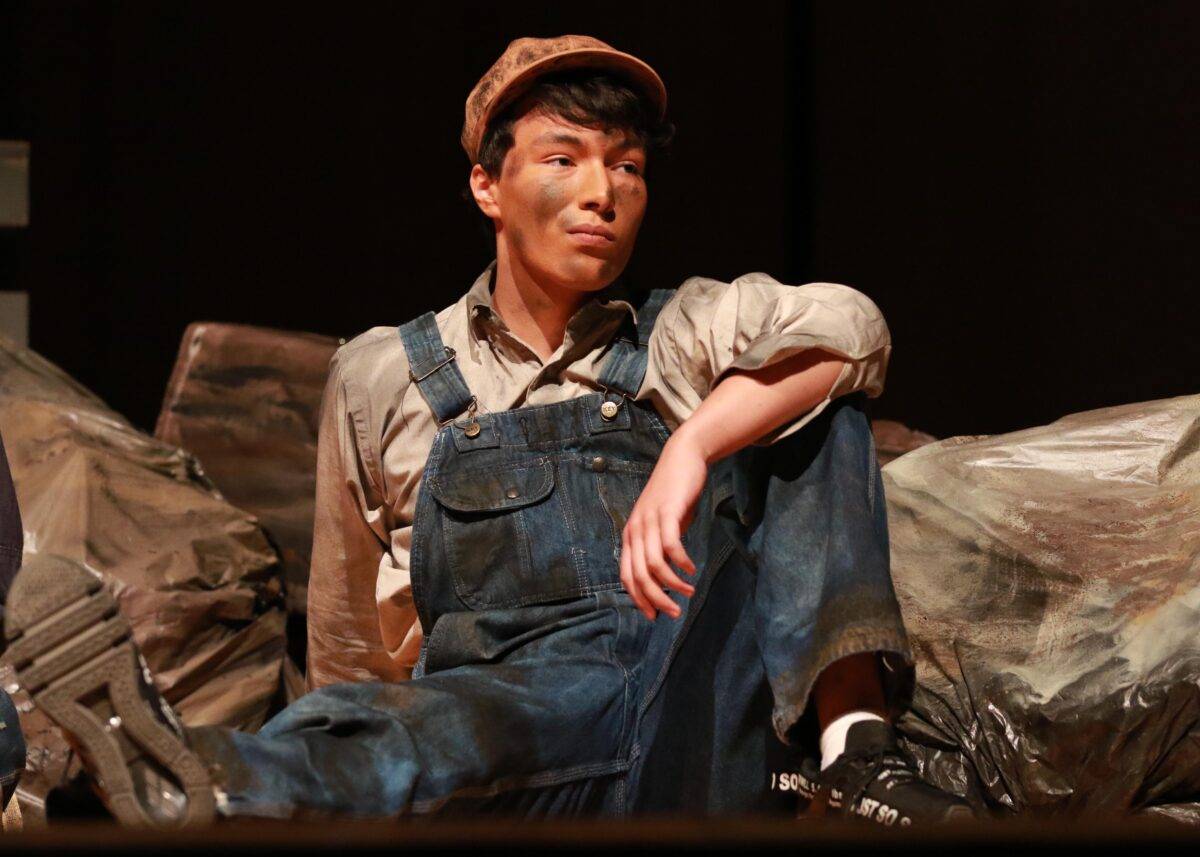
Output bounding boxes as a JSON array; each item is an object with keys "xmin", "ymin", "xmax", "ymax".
[
  {"xmin": 501, "ymin": 431, "xmax": 588, "ymax": 448},
  {"xmin": 429, "ymin": 455, "xmax": 554, "ymax": 481},
  {"xmin": 594, "ymin": 459, "xmax": 655, "ymax": 475},
  {"xmin": 460, "ymin": 584, "xmax": 603, "ymax": 611},
  {"xmin": 585, "ymin": 466, "xmax": 614, "ymax": 566},
  {"xmin": 639, "ymin": 406, "xmax": 674, "ymax": 446},
  {"xmin": 603, "ymin": 597, "xmax": 634, "ymax": 770},
  {"xmin": 595, "ymin": 463, "xmax": 656, "ymax": 565},
  {"xmin": 595, "ymin": 469, "xmax": 623, "ymax": 564},
  {"xmin": 554, "ymin": 458, "xmax": 590, "ymax": 592}
]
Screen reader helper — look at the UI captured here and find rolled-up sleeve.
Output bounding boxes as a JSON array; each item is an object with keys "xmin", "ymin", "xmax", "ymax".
[
  {"xmin": 643, "ymin": 272, "xmax": 891, "ymax": 444},
  {"xmin": 306, "ymin": 350, "xmax": 411, "ymax": 689}
]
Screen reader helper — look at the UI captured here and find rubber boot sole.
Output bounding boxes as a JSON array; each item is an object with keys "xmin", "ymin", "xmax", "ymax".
[{"xmin": 1, "ymin": 554, "xmax": 215, "ymax": 826}]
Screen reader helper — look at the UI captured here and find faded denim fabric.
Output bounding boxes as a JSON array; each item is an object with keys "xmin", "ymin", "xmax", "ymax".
[
  {"xmin": 189, "ymin": 291, "xmax": 911, "ymax": 819},
  {"xmin": 0, "ymin": 430, "xmax": 26, "ymax": 808}
]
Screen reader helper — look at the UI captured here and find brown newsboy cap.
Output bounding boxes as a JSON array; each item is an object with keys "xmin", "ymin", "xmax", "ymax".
[{"xmin": 462, "ymin": 35, "xmax": 668, "ymax": 164}]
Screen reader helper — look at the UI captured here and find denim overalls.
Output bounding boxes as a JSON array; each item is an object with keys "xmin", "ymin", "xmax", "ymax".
[{"xmin": 192, "ymin": 289, "xmax": 913, "ymax": 819}]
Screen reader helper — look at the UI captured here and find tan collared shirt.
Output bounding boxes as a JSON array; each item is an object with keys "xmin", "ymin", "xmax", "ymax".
[{"xmin": 306, "ymin": 263, "xmax": 892, "ymax": 689}]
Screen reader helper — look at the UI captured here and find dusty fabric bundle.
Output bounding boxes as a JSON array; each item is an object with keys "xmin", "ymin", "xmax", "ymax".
[
  {"xmin": 887, "ymin": 394, "xmax": 1200, "ymax": 817},
  {"xmin": 155, "ymin": 322, "xmax": 338, "ymax": 617},
  {"xmin": 0, "ymin": 336, "xmax": 288, "ymax": 747}
]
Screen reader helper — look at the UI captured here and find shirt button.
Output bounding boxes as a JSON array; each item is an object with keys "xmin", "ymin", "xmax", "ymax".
[
  {"xmin": 590, "ymin": 456, "xmax": 608, "ymax": 473},
  {"xmin": 505, "ymin": 487, "xmax": 520, "ymax": 499}
]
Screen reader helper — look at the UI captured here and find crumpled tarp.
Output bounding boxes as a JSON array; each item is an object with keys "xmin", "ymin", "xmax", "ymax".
[
  {"xmin": 0, "ymin": 335, "xmax": 288, "ymax": 752},
  {"xmin": 154, "ymin": 322, "xmax": 338, "ymax": 617},
  {"xmin": 871, "ymin": 418, "xmax": 936, "ymax": 466},
  {"xmin": 887, "ymin": 393, "xmax": 1200, "ymax": 816}
]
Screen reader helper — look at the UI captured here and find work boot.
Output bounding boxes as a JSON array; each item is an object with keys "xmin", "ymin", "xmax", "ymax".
[
  {"xmin": 802, "ymin": 720, "xmax": 974, "ymax": 826},
  {"xmin": 1, "ymin": 554, "xmax": 215, "ymax": 826}
]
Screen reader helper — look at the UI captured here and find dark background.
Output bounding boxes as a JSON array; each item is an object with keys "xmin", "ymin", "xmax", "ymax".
[{"xmin": 0, "ymin": 1, "xmax": 1196, "ymax": 437}]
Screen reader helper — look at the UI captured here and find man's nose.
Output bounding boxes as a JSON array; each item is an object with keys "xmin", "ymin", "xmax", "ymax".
[{"xmin": 578, "ymin": 162, "xmax": 616, "ymax": 221}]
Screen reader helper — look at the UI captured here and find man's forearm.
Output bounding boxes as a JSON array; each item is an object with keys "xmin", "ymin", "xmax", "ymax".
[{"xmin": 672, "ymin": 349, "xmax": 847, "ymax": 465}]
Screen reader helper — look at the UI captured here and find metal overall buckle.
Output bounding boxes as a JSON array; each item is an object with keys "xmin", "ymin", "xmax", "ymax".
[
  {"xmin": 410, "ymin": 346, "xmax": 457, "ymax": 384},
  {"xmin": 598, "ymin": 384, "xmax": 629, "ymax": 422},
  {"xmin": 443, "ymin": 395, "xmax": 481, "ymax": 438},
  {"xmin": 411, "ymin": 347, "xmax": 482, "ymax": 438}
]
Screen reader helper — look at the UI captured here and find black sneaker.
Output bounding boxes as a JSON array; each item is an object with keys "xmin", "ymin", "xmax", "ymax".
[
  {"xmin": 1, "ymin": 554, "xmax": 215, "ymax": 826},
  {"xmin": 804, "ymin": 720, "xmax": 974, "ymax": 826}
]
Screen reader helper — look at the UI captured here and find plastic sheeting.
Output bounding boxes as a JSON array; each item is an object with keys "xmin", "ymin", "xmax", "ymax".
[
  {"xmin": 887, "ymin": 394, "xmax": 1200, "ymax": 816},
  {"xmin": 0, "ymin": 335, "xmax": 288, "ymax": 743},
  {"xmin": 155, "ymin": 322, "xmax": 337, "ymax": 617}
]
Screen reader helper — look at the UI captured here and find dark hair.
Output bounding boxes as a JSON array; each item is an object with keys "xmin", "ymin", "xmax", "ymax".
[
  {"xmin": 463, "ymin": 70, "xmax": 674, "ymax": 230},
  {"xmin": 477, "ymin": 70, "xmax": 674, "ymax": 178}
]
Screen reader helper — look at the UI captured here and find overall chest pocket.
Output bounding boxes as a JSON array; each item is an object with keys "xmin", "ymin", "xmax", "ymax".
[{"xmin": 428, "ymin": 458, "xmax": 585, "ymax": 610}]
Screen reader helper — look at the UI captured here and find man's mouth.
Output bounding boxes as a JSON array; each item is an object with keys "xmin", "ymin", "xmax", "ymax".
[{"xmin": 567, "ymin": 224, "xmax": 616, "ymax": 245}]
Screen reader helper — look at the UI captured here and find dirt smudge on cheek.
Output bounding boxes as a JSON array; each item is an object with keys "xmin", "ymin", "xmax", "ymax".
[
  {"xmin": 615, "ymin": 183, "xmax": 647, "ymax": 231},
  {"xmin": 535, "ymin": 178, "xmax": 567, "ymax": 221}
]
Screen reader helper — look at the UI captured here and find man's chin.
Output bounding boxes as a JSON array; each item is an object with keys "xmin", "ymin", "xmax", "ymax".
[
  {"xmin": 559, "ymin": 252, "xmax": 627, "ymax": 293},
  {"xmin": 544, "ymin": 260, "xmax": 614, "ymax": 294}
]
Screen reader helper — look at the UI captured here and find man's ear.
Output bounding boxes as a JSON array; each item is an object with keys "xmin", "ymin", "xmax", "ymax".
[{"xmin": 469, "ymin": 164, "xmax": 501, "ymax": 221}]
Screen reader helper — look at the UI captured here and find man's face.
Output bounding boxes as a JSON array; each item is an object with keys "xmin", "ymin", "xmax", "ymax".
[{"xmin": 477, "ymin": 109, "xmax": 648, "ymax": 295}]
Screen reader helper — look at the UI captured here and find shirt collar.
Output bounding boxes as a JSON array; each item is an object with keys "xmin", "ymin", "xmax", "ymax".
[{"xmin": 465, "ymin": 260, "xmax": 639, "ymax": 343}]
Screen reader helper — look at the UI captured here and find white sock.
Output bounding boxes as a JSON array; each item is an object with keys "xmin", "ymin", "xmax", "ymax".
[{"xmin": 819, "ymin": 711, "xmax": 886, "ymax": 770}]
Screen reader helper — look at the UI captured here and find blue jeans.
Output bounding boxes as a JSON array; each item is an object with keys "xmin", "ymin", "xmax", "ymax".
[{"xmin": 189, "ymin": 394, "xmax": 911, "ymax": 818}]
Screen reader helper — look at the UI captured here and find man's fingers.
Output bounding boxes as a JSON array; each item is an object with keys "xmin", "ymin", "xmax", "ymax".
[
  {"xmin": 640, "ymin": 522, "xmax": 683, "ymax": 618},
  {"xmin": 659, "ymin": 515, "xmax": 697, "ymax": 576},
  {"xmin": 620, "ymin": 526, "xmax": 653, "ymax": 620},
  {"xmin": 644, "ymin": 520, "xmax": 693, "ymax": 600},
  {"xmin": 631, "ymin": 525, "xmax": 676, "ymax": 619},
  {"xmin": 628, "ymin": 525, "xmax": 660, "ymax": 621},
  {"xmin": 640, "ymin": 570, "xmax": 678, "ymax": 617}
]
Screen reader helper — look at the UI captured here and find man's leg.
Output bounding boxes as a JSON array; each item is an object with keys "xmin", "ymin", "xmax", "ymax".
[
  {"xmin": 2, "ymin": 555, "xmax": 638, "ymax": 823},
  {"xmin": 189, "ymin": 593, "xmax": 641, "ymax": 818},
  {"xmin": 629, "ymin": 394, "xmax": 970, "ymax": 823}
]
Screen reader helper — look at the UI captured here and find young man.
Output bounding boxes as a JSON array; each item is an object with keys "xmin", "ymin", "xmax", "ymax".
[{"xmin": 1, "ymin": 36, "xmax": 970, "ymax": 826}]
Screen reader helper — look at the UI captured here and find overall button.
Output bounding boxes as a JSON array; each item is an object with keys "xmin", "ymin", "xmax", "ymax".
[
  {"xmin": 590, "ymin": 456, "xmax": 608, "ymax": 473},
  {"xmin": 505, "ymin": 487, "xmax": 520, "ymax": 499},
  {"xmin": 600, "ymin": 400, "xmax": 620, "ymax": 421},
  {"xmin": 463, "ymin": 422, "xmax": 481, "ymax": 438}
]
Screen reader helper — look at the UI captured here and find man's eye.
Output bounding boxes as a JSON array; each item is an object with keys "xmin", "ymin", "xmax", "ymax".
[
  {"xmin": 549, "ymin": 157, "xmax": 572, "ymax": 167},
  {"xmin": 618, "ymin": 163, "xmax": 642, "ymax": 176}
]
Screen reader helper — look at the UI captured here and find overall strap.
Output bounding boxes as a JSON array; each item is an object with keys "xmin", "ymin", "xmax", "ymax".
[
  {"xmin": 596, "ymin": 288, "xmax": 674, "ymax": 398},
  {"xmin": 397, "ymin": 312, "xmax": 476, "ymax": 424}
]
